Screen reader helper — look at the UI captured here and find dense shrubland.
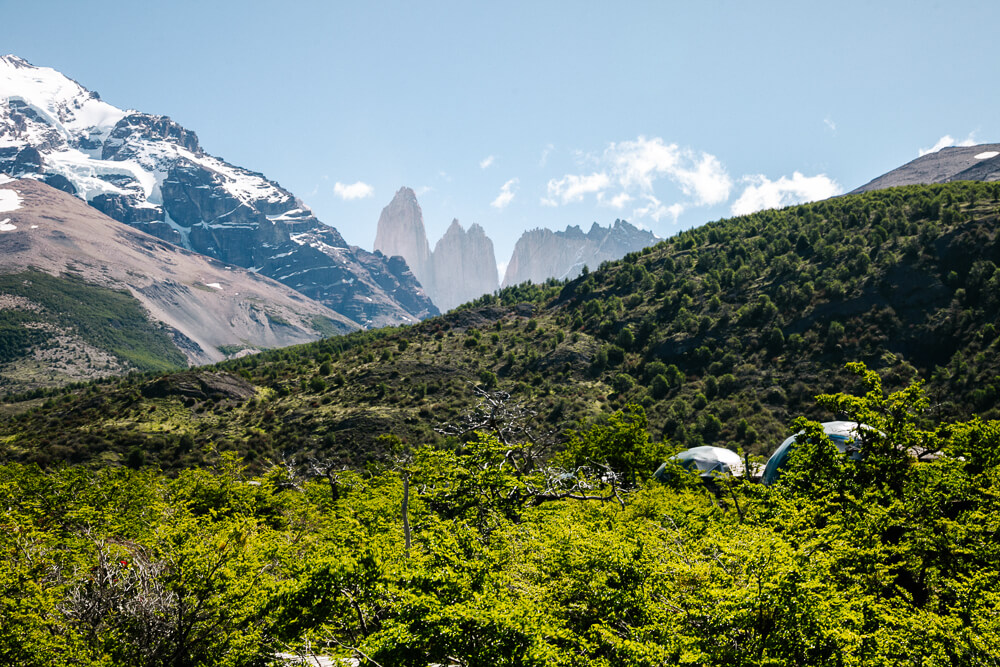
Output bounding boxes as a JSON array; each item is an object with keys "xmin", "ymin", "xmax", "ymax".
[{"xmin": 3, "ymin": 367, "xmax": 1000, "ymax": 665}]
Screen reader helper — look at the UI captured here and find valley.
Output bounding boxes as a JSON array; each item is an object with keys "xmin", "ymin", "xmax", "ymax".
[{"xmin": 3, "ymin": 11, "xmax": 1000, "ymax": 661}]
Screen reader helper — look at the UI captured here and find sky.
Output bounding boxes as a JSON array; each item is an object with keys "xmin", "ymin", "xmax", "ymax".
[{"xmin": 4, "ymin": 0, "xmax": 999, "ymax": 269}]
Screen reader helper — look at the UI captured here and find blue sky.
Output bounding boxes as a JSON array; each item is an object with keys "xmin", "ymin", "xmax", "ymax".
[{"xmin": 4, "ymin": 0, "xmax": 998, "ymax": 266}]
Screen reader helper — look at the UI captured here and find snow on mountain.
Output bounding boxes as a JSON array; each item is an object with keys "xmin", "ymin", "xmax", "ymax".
[
  {"xmin": 0, "ymin": 55, "xmax": 125, "ymax": 152},
  {"xmin": 0, "ymin": 187, "xmax": 21, "ymax": 213},
  {"xmin": 0, "ymin": 54, "xmax": 436, "ymax": 327}
]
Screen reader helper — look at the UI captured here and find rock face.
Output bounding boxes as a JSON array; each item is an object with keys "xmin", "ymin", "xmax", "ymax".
[
  {"xmin": 502, "ymin": 219, "xmax": 658, "ymax": 287},
  {"xmin": 429, "ymin": 220, "xmax": 499, "ymax": 312},
  {"xmin": 374, "ymin": 188, "xmax": 499, "ymax": 312},
  {"xmin": 852, "ymin": 144, "xmax": 1000, "ymax": 193},
  {"xmin": 0, "ymin": 55, "xmax": 437, "ymax": 327},
  {"xmin": 374, "ymin": 187, "xmax": 432, "ymax": 285}
]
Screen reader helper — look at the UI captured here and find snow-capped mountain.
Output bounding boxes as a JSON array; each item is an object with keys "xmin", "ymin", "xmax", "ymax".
[
  {"xmin": 0, "ymin": 55, "xmax": 437, "ymax": 327},
  {"xmin": 0, "ymin": 177, "xmax": 357, "ymax": 385}
]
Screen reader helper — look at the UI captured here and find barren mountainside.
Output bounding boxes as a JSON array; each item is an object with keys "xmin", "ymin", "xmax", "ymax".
[
  {"xmin": 852, "ymin": 143, "xmax": 1000, "ymax": 193},
  {"xmin": 0, "ymin": 178, "xmax": 355, "ymax": 392}
]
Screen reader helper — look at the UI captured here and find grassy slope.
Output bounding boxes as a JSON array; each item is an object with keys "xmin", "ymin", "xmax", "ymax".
[
  {"xmin": 0, "ymin": 271, "xmax": 186, "ymax": 391},
  {"xmin": 2, "ymin": 182, "xmax": 999, "ymax": 469}
]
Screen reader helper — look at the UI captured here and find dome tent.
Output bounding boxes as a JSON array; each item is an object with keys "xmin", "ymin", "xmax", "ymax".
[
  {"xmin": 762, "ymin": 420, "xmax": 871, "ymax": 486},
  {"xmin": 654, "ymin": 445, "xmax": 745, "ymax": 483}
]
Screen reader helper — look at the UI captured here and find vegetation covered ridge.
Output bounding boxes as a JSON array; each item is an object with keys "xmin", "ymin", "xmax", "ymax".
[
  {"xmin": 2, "ymin": 180, "xmax": 999, "ymax": 471},
  {"xmin": 0, "ymin": 270, "xmax": 187, "ymax": 392}
]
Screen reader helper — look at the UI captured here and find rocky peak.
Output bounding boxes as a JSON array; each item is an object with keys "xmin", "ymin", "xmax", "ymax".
[
  {"xmin": 1, "ymin": 54, "xmax": 31, "ymax": 68},
  {"xmin": 102, "ymin": 113, "xmax": 201, "ymax": 160},
  {"xmin": 428, "ymin": 218, "xmax": 499, "ymax": 312},
  {"xmin": 374, "ymin": 186, "xmax": 432, "ymax": 285},
  {"xmin": 502, "ymin": 219, "xmax": 658, "ymax": 287}
]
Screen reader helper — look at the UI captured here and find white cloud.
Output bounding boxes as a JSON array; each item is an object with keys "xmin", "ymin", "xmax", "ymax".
[
  {"xmin": 601, "ymin": 192, "xmax": 633, "ymax": 209},
  {"xmin": 919, "ymin": 132, "xmax": 977, "ymax": 156},
  {"xmin": 604, "ymin": 136, "xmax": 732, "ymax": 205},
  {"xmin": 545, "ymin": 172, "xmax": 610, "ymax": 204},
  {"xmin": 479, "ymin": 155, "xmax": 495, "ymax": 169},
  {"xmin": 824, "ymin": 117, "xmax": 837, "ymax": 132},
  {"xmin": 730, "ymin": 172, "xmax": 842, "ymax": 216},
  {"xmin": 333, "ymin": 181, "xmax": 374, "ymax": 200},
  {"xmin": 491, "ymin": 178, "xmax": 519, "ymax": 209},
  {"xmin": 541, "ymin": 136, "xmax": 731, "ymax": 222},
  {"xmin": 632, "ymin": 195, "xmax": 684, "ymax": 223},
  {"xmin": 671, "ymin": 152, "xmax": 731, "ymax": 206}
]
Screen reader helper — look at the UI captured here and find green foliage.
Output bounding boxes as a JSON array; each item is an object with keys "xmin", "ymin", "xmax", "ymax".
[
  {"xmin": 5, "ymin": 368, "xmax": 1000, "ymax": 664},
  {"xmin": 559, "ymin": 405, "xmax": 670, "ymax": 488}
]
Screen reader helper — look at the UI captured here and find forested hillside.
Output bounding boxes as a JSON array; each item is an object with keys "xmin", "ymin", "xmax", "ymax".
[{"xmin": 2, "ymin": 181, "xmax": 999, "ymax": 470}]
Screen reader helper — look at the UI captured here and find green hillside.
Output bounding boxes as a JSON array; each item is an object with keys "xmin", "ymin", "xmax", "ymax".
[
  {"xmin": 0, "ymin": 270, "xmax": 187, "ymax": 394},
  {"xmin": 2, "ymin": 181, "xmax": 998, "ymax": 469},
  {"xmin": 4, "ymin": 181, "xmax": 1000, "ymax": 665}
]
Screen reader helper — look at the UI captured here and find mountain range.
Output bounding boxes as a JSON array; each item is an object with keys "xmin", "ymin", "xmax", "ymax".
[
  {"xmin": 374, "ymin": 186, "xmax": 660, "ymax": 311},
  {"xmin": 502, "ymin": 218, "xmax": 658, "ymax": 286},
  {"xmin": 0, "ymin": 176, "xmax": 356, "ymax": 392},
  {"xmin": 4, "ymin": 176, "xmax": 998, "ymax": 469},
  {"xmin": 0, "ymin": 54, "xmax": 437, "ymax": 329}
]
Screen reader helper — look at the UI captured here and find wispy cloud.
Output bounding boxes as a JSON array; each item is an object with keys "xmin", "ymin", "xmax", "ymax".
[
  {"xmin": 919, "ymin": 132, "xmax": 977, "ymax": 156},
  {"xmin": 544, "ymin": 172, "xmax": 610, "ymax": 205},
  {"xmin": 542, "ymin": 136, "xmax": 731, "ymax": 223},
  {"xmin": 601, "ymin": 192, "xmax": 633, "ymax": 209},
  {"xmin": 539, "ymin": 143, "xmax": 554, "ymax": 167},
  {"xmin": 824, "ymin": 117, "xmax": 837, "ymax": 132},
  {"xmin": 333, "ymin": 181, "xmax": 374, "ymax": 200},
  {"xmin": 491, "ymin": 178, "xmax": 519, "ymax": 209},
  {"xmin": 633, "ymin": 195, "xmax": 684, "ymax": 222},
  {"xmin": 479, "ymin": 155, "xmax": 495, "ymax": 169},
  {"xmin": 730, "ymin": 172, "xmax": 842, "ymax": 216}
]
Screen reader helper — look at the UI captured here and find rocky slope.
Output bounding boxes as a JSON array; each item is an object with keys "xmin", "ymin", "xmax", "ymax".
[
  {"xmin": 0, "ymin": 177, "xmax": 355, "ymax": 392},
  {"xmin": 374, "ymin": 187, "xmax": 498, "ymax": 312},
  {"xmin": 0, "ymin": 54, "xmax": 436, "ymax": 327},
  {"xmin": 852, "ymin": 143, "xmax": 1000, "ymax": 193},
  {"xmin": 502, "ymin": 219, "xmax": 658, "ymax": 287}
]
